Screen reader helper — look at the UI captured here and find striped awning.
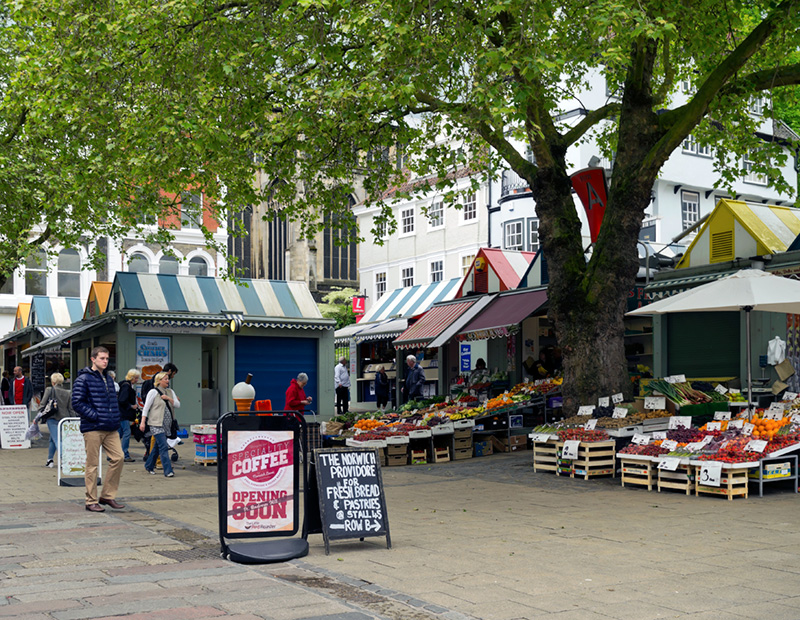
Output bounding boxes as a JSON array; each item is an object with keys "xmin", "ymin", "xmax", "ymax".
[
  {"xmin": 457, "ymin": 289, "xmax": 547, "ymax": 341},
  {"xmin": 36, "ymin": 326, "xmax": 65, "ymax": 339},
  {"xmin": 359, "ymin": 278, "xmax": 461, "ymax": 323},
  {"xmin": 28, "ymin": 296, "xmax": 83, "ymax": 327},
  {"xmin": 644, "ymin": 271, "xmax": 726, "ymax": 298},
  {"xmin": 393, "ymin": 299, "xmax": 481, "ymax": 350}
]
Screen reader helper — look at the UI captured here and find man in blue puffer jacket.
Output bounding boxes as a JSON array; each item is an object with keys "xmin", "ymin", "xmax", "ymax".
[{"xmin": 72, "ymin": 346, "xmax": 126, "ymax": 513}]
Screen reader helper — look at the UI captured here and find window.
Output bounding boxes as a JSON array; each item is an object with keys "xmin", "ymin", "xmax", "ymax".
[
  {"xmin": 462, "ymin": 192, "xmax": 477, "ymax": 221},
  {"xmin": 188, "ymin": 257, "xmax": 208, "ymax": 277},
  {"xmin": 323, "ymin": 194, "xmax": 358, "ymax": 282},
  {"xmin": 159, "ymin": 255, "xmax": 179, "ymax": 274},
  {"xmin": 461, "ymin": 254, "xmax": 475, "ymax": 276},
  {"xmin": 743, "ymin": 152, "xmax": 767, "ymax": 185},
  {"xmin": 529, "ymin": 219, "xmax": 540, "ymax": 252},
  {"xmin": 680, "ymin": 190, "xmax": 700, "ymax": 230},
  {"xmin": 749, "ymin": 96, "xmax": 767, "ymax": 115},
  {"xmin": 504, "ymin": 220, "xmax": 524, "ymax": 250},
  {"xmin": 401, "ymin": 207, "xmax": 415, "ymax": 234},
  {"xmin": 429, "ymin": 199, "xmax": 443, "ymax": 228},
  {"xmin": 181, "ymin": 191, "xmax": 204, "ymax": 229},
  {"xmin": 25, "ymin": 249, "xmax": 47, "ymax": 295},
  {"xmin": 57, "ymin": 249, "xmax": 81, "ymax": 297},
  {"xmin": 430, "ymin": 260, "xmax": 443, "ymax": 283},
  {"xmin": 681, "ymin": 134, "xmax": 711, "ymax": 157},
  {"xmin": 375, "ymin": 272, "xmax": 387, "ymax": 299},
  {"xmin": 401, "ymin": 266, "xmax": 414, "ymax": 288},
  {"xmin": 128, "ymin": 253, "xmax": 149, "ymax": 273},
  {"xmin": 0, "ymin": 274, "xmax": 12, "ymax": 295},
  {"xmin": 680, "ymin": 79, "xmax": 693, "ymax": 94},
  {"xmin": 374, "ymin": 219, "xmax": 387, "ymax": 241}
]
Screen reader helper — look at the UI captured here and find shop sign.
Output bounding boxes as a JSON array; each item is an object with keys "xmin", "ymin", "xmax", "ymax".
[
  {"xmin": 631, "ymin": 433, "xmax": 650, "ymax": 445},
  {"xmin": 59, "ymin": 418, "xmax": 88, "ymax": 478},
  {"xmin": 460, "ymin": 344, "xmax": 471, "ymax": 372},
  {"xmin": 0, "ymin": 405, "xmax": 30, "ymax": 449},
  {"xmin": 784, "ymin": 391, "xmax": 798, "ymax": 400},
  {"xmin": 577, "ymin": 405, "xmax": 594, "ymax": 416},
  {"xmin": 570, "ymin": 167, "xmax": 608, "ymax": 243},
  {"xmin": 352, "ymin": 296, "xmax": 366, "ymax": 319},
  {"xmin": 136, "ymin": 336, "xmax": 170, "ymax": 379},
  {"xmin": 660, "ymin": 439, "xmax": 678, "ymax": 451},
  {"xmin": 584, "ymin": 419, "xmax": 597, "ymax": 430},
  {"xmin": 728, "ymin": 419, "xmax": 744, "ymax": 429},
  {"xmin": 669, "ymin": 415, "xmax": 691, "ymax": 429}
]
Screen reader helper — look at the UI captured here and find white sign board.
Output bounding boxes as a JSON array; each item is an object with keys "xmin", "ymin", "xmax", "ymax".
[
  {"xmin": 59, "ymin": 418, "xmax": 89, "ymax": 477},
  {"xmin": 783, "ymin": 391, "xmax": 798, "ymax": 401},
  {"xmin": 669, "ymin": 416, "xmax": 692, "ymax": 430},
  {"xmin": 0, "ymin": 405, "xmax": 30, "ymax": 449},
  {"xmin": 584, "ymin": 419, "xmax": 598, "ymax": 430},
  {"xmin": 136, "ymin": 336, "xmax": 172, "ymax": 381},
  {"xmin": 651, "ymin": 431, "xmax": 667, "ymax": 440},
  {"xmin": 699, "ymin": 462, "xmax": 723, "ymax": 487},
  {"xmin": 715, "ymin": 384, "xmax": 728, "ymax": 394},
  {"xmin": 706, "ymin": 422, "xmax": 722, "ymax": 431},
  {"xmin": 531, "ymin": 433, "xmax": 553, "ymax": 443},
  {"xmin": 745, "ymin": 439, "xmax": 768, "ymax": 453},
  {"xmin": 728, "ymin": 419, "xmax": 744, "ymax": 429},
  {"xmin": 612, "ymin": 393, "xmax": 624, "ymax": 404},
  {"xmin": 658, "ymin": 457, "xmax": 681, "ymax": 471},
  {"xmin": 577, "ymin": 406, "xmax": 595, "ymax": 416},
  {"xmin": 644, "ymin": 396, "xmax": 666, "ymax": 410},
  {"xmin": 561, "ymin": 440, "xmax": 580, "ymax": 460},
  {"xmin": 612, "ymin": 408, "xmax": 628, "ymax": 419},
  {"xmin": 660, "ymin": 439, "xmax": 678, "ymax": 452},
  {"xmin": 742, "ymin": 422, "xmax": 754, "ymax": 436},
  {"xmin": 631, "ymin": 433, "xmax": 650, "ymax": 445},
  {"xmin": 713, "ymin": 411, "xmax": 731, "ymax": 421},
  {"xmin": 598, "ymin": 397, "xmax": 610, "ymax": 407}
]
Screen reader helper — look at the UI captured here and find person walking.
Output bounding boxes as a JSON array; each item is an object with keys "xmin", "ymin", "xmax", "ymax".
[
  {"xmin": 285, "ymin": 373, "xmax": 312, "ymax": 413},
  {"xmin": 334, "ymin": 357, "xmax": 350, "ymax": 416},
  {"xmin": 71, "ymin": 346, "xmax": 125, "ymax": 513},
  {"xmin": 140, "ymin": 363, "xmax": 178, "ymax": 460},
  {"xmin": 404, "ymin": 354, "xmax": 425, "ymax": 402},
  {"xmin": 139, "ymin": 371, "xmax": 179, "ymax": 478},
  {"xmin": 117, "ymin": 369, "xmax": 141, "ymax": 463},
  {"xmin": 9, "ymin": 366, "xmax": 32, "ymax": 412},
  {"xmin": 1, "ymin": 370, "xmax": 10, "ymax": 405},
  {"xmin": 375, "ymin": 365, "xmax": 390, "ymax": 411},
  {"xmin": 41, "ymin": 372, "xmax": 73, "ymax": 468}
]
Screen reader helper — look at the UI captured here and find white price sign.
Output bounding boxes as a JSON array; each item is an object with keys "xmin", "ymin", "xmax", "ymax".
[
  {"xmin": 561, "ymin": 440, "xmax": 580, "ymax": 460},
  {"xmin": 651, "ymin": 431, "xmax": 667, "ymax": 440},
  {"xmin": 715, "ymin": 384, "xmax": 729, "ymax": 394},
  {"xmin": 577, "ymin": 405, "xmax": 595, "ymax": 416},
  {"xmin": 598, "ymin": 397, "xmax": 610, "ymax": 407},
  {"xmin": 742, "ymin": 422, "xmax": 755, "ymax": 436},
  {"xmin": 584, "ymin": 419, "xmax": 598, "ymax": 430},
  {"xmin": 713, "ymin": 411, "xmax": 731, "ymax": 421},
  {"xmin": 745, "ymin": 439, "xmax": 768, "ymax": 453},
  {"xmin": 612, "ymin": 407, "xmax": 628, "ymax": 419},
  {"xmin": 631, "ymin": 433, "xmax": 650, "ymax": 445},
  {"xmin": 706, "ymin": 421, "xmax": 722, "ymax": 431},
  {"xmin": 664, "ymin": 376, "xmax": 676, "ymax": 384},
  {"xmin": 685, "ymin": 441, "xmax": 704, "ymax": 452},
  {"xmin": 763, "ymin": 408, "xmax": 783, "ymax": 420},
  {"xmin": 791, "ymin": 414, "xmax": 800, "ymax": 426},
  {"xmin": 728, "ymin": 419, "xmax": 744, "ymax": 429},
  {"xmin": 673, "ymin": 374, "xmax": 687, "ymax": 383},
  {"xmin": 645, "ymin": 396, "xmax": 666, "ymax": 410},
  {"xmin": 784, "ymin": 391, "xmax": 798, "ymax": 401},
  {"xmin": 661, "ymin": 439, "xmax": 678, "ymax": 451},
  {"xmin": 699, "ymin": 462, "xmax": 723, "ymax": 487},
  {"xmin": 532, "ymin": 433, "xmax": 553, "ymax": 443},
  {"xmin": 728, "ymin": 388, "xmax": 740, "ymax": 394},
  {"xmin": 669, "ymin": 416, "xmax": 692, "ymax": 430},
  {"xmin": 658, "ymin": 457, "xmax": 681, "ymax": 471},
  {"xmin": 612, "ymin": 392, "xmax": 624, "ymax": 404}
]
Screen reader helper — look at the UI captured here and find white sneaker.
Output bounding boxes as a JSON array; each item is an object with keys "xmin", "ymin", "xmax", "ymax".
[
  {"xmin": 45, "ymin": 459, "xmax": 54, "ymax": 468},
  {"xmin": 165, "ymin": 472, "xmax": 175, "ymax": 478}
]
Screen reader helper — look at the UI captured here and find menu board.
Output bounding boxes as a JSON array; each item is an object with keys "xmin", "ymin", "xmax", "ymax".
[
  {"xmin": 31, "ymin": 353, "xmax": 46, "ymax": 397},
  {"xmin": 0, "ymin": 405, "xmax": 31, "ymax": 449},
  {"xmin": 315, "ymin": 448, "xmax": 391, "ymax": 555}
]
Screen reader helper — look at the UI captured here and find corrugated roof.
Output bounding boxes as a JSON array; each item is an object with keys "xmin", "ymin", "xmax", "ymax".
[{"xmin": 393, "ymin": 299, "xmax": 480, "ymax": 350}]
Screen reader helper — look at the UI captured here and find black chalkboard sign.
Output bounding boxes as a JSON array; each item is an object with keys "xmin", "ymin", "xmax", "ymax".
[
  {"xmin": 31, "ymin": 352, "xmax": 46, "ymax": 396},
  {"xmin": 314, "ymin": 447, "xmax": 391, "ymax": 555}
]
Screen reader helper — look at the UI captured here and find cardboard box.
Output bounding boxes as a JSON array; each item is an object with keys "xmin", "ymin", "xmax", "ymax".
[
  {"xmin": 474, "ymin": 440, "xmax": 493, "ymax": 457},
  {"xmin": 490, "ymin": 435, "xmax": 508, "ymax": 453},
  {"xmin": 509, "ymin": 443, "xmax": 528, "ymax": 452},
  {"xmin": 509, "ymin": 434, "xmax": 528, "ymax": 447}
]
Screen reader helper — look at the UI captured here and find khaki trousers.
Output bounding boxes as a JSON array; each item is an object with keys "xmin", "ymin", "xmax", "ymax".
[{"xmin": 83, "ymin": 430, "xmax": 124, "ymax": 506}]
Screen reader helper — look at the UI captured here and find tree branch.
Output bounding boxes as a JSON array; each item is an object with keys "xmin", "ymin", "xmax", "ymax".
[
  {"xmin": 562, "ymin": 103, "xmax": 622, "ymax": 147},
  {"xmin": 2, "ymin": 108, "xmax": 29, "ymax": 146}
]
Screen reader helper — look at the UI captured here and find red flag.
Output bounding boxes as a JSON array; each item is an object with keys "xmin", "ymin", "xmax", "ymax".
[{"xmin": 571, "ymin": 167, "xmax": 608, "ymax": 243}]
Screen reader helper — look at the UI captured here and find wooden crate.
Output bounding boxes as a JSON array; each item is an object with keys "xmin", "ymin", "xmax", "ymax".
[
  {"xmin": 453, "ymin": 447, "xmax": 472, "ymax": 460},
  {"xmin": 620, "ymin": 457, "xmax": 654, "ymax": 491},
  {"xmin": 695, "ymin": 467, "xmax": 749, "ymax": 500},
  {"xmin": 433, "ymin": 446, "xmax": 450, "ymax": 463},
  {"xmin": 454, "ymin": 436, "xmax": 473, "ymax": 450},
  {"xmin": 532, "ymin": 439, "xmax": 559, "ymax": 473},
  {"xmin": 570, "ymin": 441, "xmax": 616, "ymax": 480},
  {"xmin": 410, "ymin": 449, "xmax": 428, "ymax": 465},
  {"xmin": 386, "ymin": 453, "xmax": 408, "ymax": 467},
  {"xmin": 658, "ymin": 464, "xmax": 694, "ymax": 495}
]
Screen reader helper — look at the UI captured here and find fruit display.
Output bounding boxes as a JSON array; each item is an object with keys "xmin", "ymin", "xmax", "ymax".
[
  {"xmin": 354, "ymin": 418, "xmax": 386, "ymax": 431},
  {"xmin": 556, "ymin": 428, "xmax": 610, "ymax": 442},
  {"xmin": 619, "ymin": 444, "xmax": 668, "ymax": 456},
  {"xmin": 645, "ymin": 380, "xmax": 712, "ymax": 405}
]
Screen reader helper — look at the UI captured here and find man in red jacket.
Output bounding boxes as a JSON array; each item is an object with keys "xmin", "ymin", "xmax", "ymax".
[{"xmin": 285, "ymin": 373, "xmax": 312, "ymax": 412}]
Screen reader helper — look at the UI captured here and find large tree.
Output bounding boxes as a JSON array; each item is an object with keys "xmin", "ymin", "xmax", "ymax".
[{"xmin": 12, "ymin": 0, "xmax": 800, "ymax": 410}]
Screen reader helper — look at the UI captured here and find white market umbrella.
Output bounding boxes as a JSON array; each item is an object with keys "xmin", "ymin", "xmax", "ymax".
[{"xmin": 628, "ymin": 268, "xmax": 800, "ymax": 410}]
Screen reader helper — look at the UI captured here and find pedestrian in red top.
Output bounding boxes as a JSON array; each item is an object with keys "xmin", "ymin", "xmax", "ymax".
[{"xmin": 285, "ymin": 373, "xmax": 312, "ymax": 412}]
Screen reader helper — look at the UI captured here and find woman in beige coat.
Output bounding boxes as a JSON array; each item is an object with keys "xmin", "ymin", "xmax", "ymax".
[
  {"xmin": 139, "ymin": 371, "xmax": 179, "ymax": 477},
  {"xmin": 42, "ymin": 373, "xmax": 74, "ymax": 468}
]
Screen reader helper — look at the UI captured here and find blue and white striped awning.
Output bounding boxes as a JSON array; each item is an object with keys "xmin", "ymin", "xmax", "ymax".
[
  {"xmin": 360, "ymin": 278, "xmax": 462, "ymax": 323},
  {"xmin": 36, "ymin": 326, "xmax": 65, "ymax": 339},
  {"xmin": 111, "ymin": 273, "xmax": 327, "ymax": 326},
  {"xmin": 28, "ymin": 296, "xmax": 83, "ymax": 327}
]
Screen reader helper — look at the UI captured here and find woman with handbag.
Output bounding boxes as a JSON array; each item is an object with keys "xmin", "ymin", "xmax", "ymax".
[
  {"xmin": 41, "ymin": 373, "xmax": 73, "ymax": 468},
  {"xmin": 138, "ymin": 371, "xmax": 179, "ymax": 477},
  {"xmin": 117, "ymin": 369, "xmax": 141, "ymax": 463}
]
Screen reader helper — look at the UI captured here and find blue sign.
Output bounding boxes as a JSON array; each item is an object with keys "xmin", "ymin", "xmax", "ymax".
[{"xmin": 460, "ymin": 344, "xmax": 471, "ymax": 372}]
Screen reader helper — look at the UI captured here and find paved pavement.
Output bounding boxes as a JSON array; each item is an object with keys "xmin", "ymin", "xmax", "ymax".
[{"xmin": 4, "ymin": 433, "xmax": 800, "ymax": 619}]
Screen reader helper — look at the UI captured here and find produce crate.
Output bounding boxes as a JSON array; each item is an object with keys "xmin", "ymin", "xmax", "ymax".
[
  {"xmin": 747, "ymin": 462, "xmax": 792, "ymax": 480},
  {"xmin": 696, "ymin": 467, "xmax": 750, "ymax": 500},
  {"xmin": 193, "ymin": 433, "xmax": 217, "ymax": 445},
  {"xmin": 568, "ymin": 441, "xmax": 616, "ymax": 480},
  {"xmin": 433, "ymin": 446, "xmax": 450, "ymax": 463},
  {"xmin": 657, "ymin": 464, "xmax": 694, "ymax": 495},
  {"xmin": 453, "ymin": 427, "xmax": 473, "ymax": 440},
  {"xmin": 620, "ymin": 457, "xmax": 655, "ymax": 491},
  {"xmin": 386, "ymin": 443, "xmax": 408, "ymax": 456},
  {"xmin": 532, "ymin": 439, "xmax": 559, "ymax": 473},
  {"xmin": 195, "ymin": 443, "xmax": 217, "ymax": 465},
  {"xmin": 453, "ymin": 447, "xmax": 473, "ymax": 460},
  {"xmin": 386, "ymin": 453, "xmax": 408, "ymax": 467},
  {"xmin": 410, "ymin": 449, "xmax": 428, "ymax": 465},
  {"xmin": 454, "ymin": 437, "xmax": 473, "ymax": 450}
]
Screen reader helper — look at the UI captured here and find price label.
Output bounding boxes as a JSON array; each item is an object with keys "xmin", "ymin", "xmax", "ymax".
[
  {"xmin": 685, "ymin": 442, "xmax": 704, "ymax": 452},
  {"xmin": 728, "ymin": 388, "xmax": 740, "ymax": 394},
  {"xmin": 763, "ymin": 409, "xmax": 783, "ymax": 421},
  {"xmin": 664, "ymin": 376, "xmax": 676, "ymax": 384},
  {"xmin": 706, "ymin": 421, "xmax": 722, "ymax": 431},
  {"xmin": 578, "ymin": 406, "xmax": 595, "ymax": 416},
  {"xmin": 699, "ymin": 462, "xmax": 723, "ymax": 487},
  {"xmin": 561, "ymin": 440, "xmax": 580, "ymax": 460},
  {"xmin": 612, "ymin": 393, "xmax": 624, "ymax": 404},
  {"xmin": 791, "ymin": 414, "xmax": 800, "ymax": 426},
  {"xmin": 644, "ymin": 396, "xmax": 666, "ymax": 410},
  {"xmin": 745, "ymin": 439, "xmax": 768, "ymax": 453},
  {"xmin": 742, "ymin": 422, "xmax": 754, "ymax": 436},
  {"xmin": 612, "ymin": 407, "xmax": 628, "ymax": 419},
  {"xmin": 661, "ymin": 439, "xmax": 678, "ymax": 451},
  {"xmin": 698, "ymin": 435, "xmax": 715, "ymax": 447},
  {"xmin": 658, "ymin": 457, "xmax": 681, "ymax": 471},
  {"xmin": 584, "ymin": 419, "xmax": 598, "ymax": 430},
  {"xmin": 598, "ymin": 397, "xmax": 610, "ymax": 407},
  {"xmin": 714, "ymin": 411, "xmax": 731, "ymax": 421},
  {"xmin": 715, "ymin": 384, "xmax": 729, "ymax": 394},
  {"xmin": 784, "ymin": 391, "xmax": 798, "ymax": 401},
  {"xmin": 651, "ymin": 431, "xmax": 667, "ymax": 440},
  {"xmin": 631, "ymin": 433, "xmax": 650, "ymax": 445},
  {"xmin": 728, "ymin": 419, "xmax": 744, "ymax": 429},
  {"xmin": 669, "ymin": 416, "xmax": 692, "ymax": 430},
  {"xmin": 673, "ymin": 374, "xmax": 686, "ymax": 383},
  {"xmin": 531, "ymin": 433, "xmax": 553, "ymax": 443}
]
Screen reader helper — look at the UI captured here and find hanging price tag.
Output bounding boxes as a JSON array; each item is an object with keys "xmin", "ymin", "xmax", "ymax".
[
  {"xmin": 713, "ymin": 411, "xmax": 731, "ymax": 421},
  {"xmin": 699, "ymin": 462, "xmax": 723, "ymax": 487},
  {"xmin": 706, "ymin": 421, "xmax": 722, "ymax": 431},
  {"xmin": 745, "ymin": 439, "xmax": 768, "ymax": 453},
  {"xmin": 661, "ymin": 439, "xmax": 678, "ymax": 451},
  {"xmin": 644, "ymin": 396, "xmax": 666, "ymax": 410},
  {"xmin": 728, "ymin": 419, "xmax": 744, "ymax": 429},
  {"xmin": 669, "ymin": 416, "xmax": 692, "ymax": 429},
  {"xmin": 715, "ymin": 384, "xmax": 729, "ymax": 394},
  {"xmin": 742, "ymin": 422, "xmax": 754, "ymax": 436},
  {"xmin": 532, "ymin": 433, "xmax": 553, "ymax": 443},
  {"xmin": 577, "ymin": 406, "xmax": 595, "ymax": 416},
  {"xmin": 651, "ymin": 431, "xmax": 667, "ymax": 440},
  {"xmin": 561, "ymin": 440, "xmax": 580, "ymax": 460},
  {"xmin": 598, "ymin": 397, "xmax": 610, "ymax": 407},
  {"xmin": 673, "ymin": 374, "xmax": 686, "ymax": 383},
  {"xmin": 658, "ymin": 457, "xmax": 681, "ymax": 471},
  {"xmin": 612, "ymin": 407, "xmax": 628, "ymax": 419},
  {"xmin": 612, "ymin": 393, "xmax": 624, "ymax": 404},
  {"xmin": 584, "ymin": 419, "xmax": 598, "ymax": 430},
  {"xmin": 631, "ymin": 433, "xmax": 650, "ymax": 445},
  {"xmin": 784, "ymin": 391, "xmax": 798, "ymax": 401}
]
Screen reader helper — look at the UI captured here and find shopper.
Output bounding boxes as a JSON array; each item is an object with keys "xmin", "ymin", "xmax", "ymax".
[
  {"xmin": 117, "ymin": 369, "xmax": 141, "ymax": 462},
  {"xmin": 9, "ymin": 366, "xmax": 32, "ymax": 412},
  {"xmin": 1, "ymin": 370, "xmax": 10, "ymax": 405},
  {"xmin": 469, "ymin": 358, "xmax": 489, "ymax": 385},
  {"xmin": 139, "ymin": 371, "xmax": 179, "ymax": 478},
  {"xmin": 140, "ymin": 363, "xmax": 178, "ymax": 460},
  {"xmin": 334, "ymin": 357, "xmax": 350, "ymax": 416},
  {"xmin": 375, "ymin": 366, "xmax": 390, "ymax": 411},
  {"xmin": 284, "ymin": 372, "xmax": 312, "ymax": 412},
  {"xmin": 41, "ymin": 372, "xmax": 74, "ymax": 468},
  {"xmin": 404, "ymin": 355, "xmax": 425, "ymax": 402},
  {"xmin": 72, "ymin": 346, "xmax": 125, "ymax": 513}
]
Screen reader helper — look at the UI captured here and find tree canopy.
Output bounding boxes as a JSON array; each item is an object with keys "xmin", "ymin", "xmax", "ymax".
[{"xmin": 9, "ymin": 0, "xmax": 800, "ymax": 407}]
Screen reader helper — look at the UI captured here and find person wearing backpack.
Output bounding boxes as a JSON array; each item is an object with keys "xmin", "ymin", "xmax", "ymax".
[
  {"xmin": 41, "ymin": 373, "xmax": 74, "ymax": 468},
  {"xmin": 117, "ymin": 369, "xmax": 141, "ymax": 463}
]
